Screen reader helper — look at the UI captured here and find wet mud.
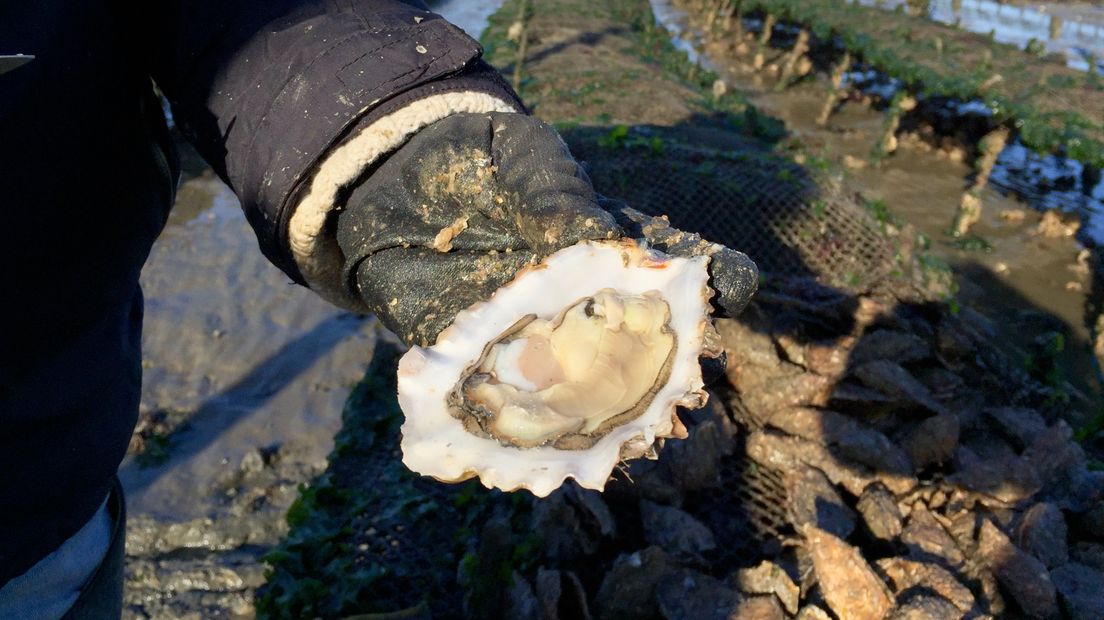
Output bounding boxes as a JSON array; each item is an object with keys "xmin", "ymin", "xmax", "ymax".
[
  {"xmin": 123, "ymin": 2, "xmax": 510, "ymax": 616},
  {"xmin": 122, "ymin": 147, "xmax": 379, "ymax": 619}
]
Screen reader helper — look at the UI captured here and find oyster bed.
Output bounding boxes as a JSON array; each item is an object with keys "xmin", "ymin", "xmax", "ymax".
[
  {"xmin": 255, "ymin": 0, "xmax": 1104, "ymax": 618},
  {"xmin": 258, "ymin": 278, "xmax": 1104, "ymax": 619},
  {"xmin": 712, "ymin": 280, "xmax": 1104, "ymax": 620}
]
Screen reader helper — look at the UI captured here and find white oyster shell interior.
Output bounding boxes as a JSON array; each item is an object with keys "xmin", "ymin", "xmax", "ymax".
[
  {"xmin": 469, "ymin": 289, "xmax": 675, "ymax": 448},
  {"xmin": 397, "ymin": 240, "xmax": 712, "ymax": 497}
]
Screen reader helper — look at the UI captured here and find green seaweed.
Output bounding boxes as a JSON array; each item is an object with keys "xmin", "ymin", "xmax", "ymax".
[
  {"xmin": 256, "ymin": 346, "xmax": 476, "ymax": 619},
  {"xmin": 949, "ymin": 234, "xmax": 994, "ymax": 253}
]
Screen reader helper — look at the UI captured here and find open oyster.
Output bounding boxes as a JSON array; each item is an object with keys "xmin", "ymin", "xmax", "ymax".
[{"xmin": 397, "ymin": 239, "xmax": 716, "ymax": 497}]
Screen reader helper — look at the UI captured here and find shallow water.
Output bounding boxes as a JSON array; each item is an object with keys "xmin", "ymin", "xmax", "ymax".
[
  {"xmin": 430, "ymin": 0, "xmax": 507, "ymax": 39},
  {"xmin": 857, "ymin": 0, "xmax": 1104, "ymax": 73},
  {"xmin": 123, "ymin": 158, "xmax": 379, "ymax": 521},
  {"xmin": 651, "ymin": 0, "xmax": 717, "ymax": 69},
  {"xmin": 840, "ymin": 68, "xmax": 1104, "ymax": 245}
]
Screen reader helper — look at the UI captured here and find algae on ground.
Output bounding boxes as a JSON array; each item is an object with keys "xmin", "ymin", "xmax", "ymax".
[
  {"xmin": 256, "ymin": 344, "xmax": 465, "ymax": 618},
  {"xmin": 255, "ymin": 342, "xmax": 536, "ymax": 619}
]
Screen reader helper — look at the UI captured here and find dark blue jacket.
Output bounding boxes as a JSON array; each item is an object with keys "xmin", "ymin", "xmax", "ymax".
[{"xmin": 0, "ymin": 0, "xmax": 510, "ymax": 586}]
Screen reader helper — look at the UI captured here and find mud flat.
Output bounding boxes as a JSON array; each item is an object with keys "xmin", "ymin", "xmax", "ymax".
[
  {"xmin": 122, "ymin": 3, "xmax": 504, "ymax": 616},
  {"xmin": 121, "ymin": 147, "xmax": 379, "ymax": 618}
]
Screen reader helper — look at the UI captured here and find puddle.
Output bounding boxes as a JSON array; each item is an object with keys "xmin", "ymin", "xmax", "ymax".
[
  {"xmin": 430, "ymin": 0, "xmax": 508, "ymax": 39},
  {"xmin": 840, "ymin": 81, "xmax": 1104, "ymax": 249},
  {"xmin": 857, "ymin": 0, "xmax": 1104, "ymax": 73},
  {"xmin": 992, "ymin": 141, "xmax": 1104, "ymax": 243},
  {"xmin": 124, "ymin": 155, "xmax": 379, "ymax": 521},
  {"xmin": 650, "ymin": 0, "xmax": 716, "ymax": 69}
]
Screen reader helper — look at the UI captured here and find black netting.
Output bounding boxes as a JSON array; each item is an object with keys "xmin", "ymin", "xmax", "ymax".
[
  {"xmin": 566, "ymin": 126, "xmax": 898, "ymax": 291},
  {"xmin": 346, "ymin": 397, "xmax": 792, "ymax": 611},
  {"xmin": 303, "ymin": 126, "xmax": 894, "ymax": 614},
  {"xmin": 682, "ymin": 427, "xmax": 791, "ymax": 572}
]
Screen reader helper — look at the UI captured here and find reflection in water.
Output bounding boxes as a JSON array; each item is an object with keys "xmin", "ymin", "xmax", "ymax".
[
  {"xmin": 992, "ymin": 141, "xmax": 1104, "ymax": 245},
  {"xmin": 166, "ymin": 170, "xmax": 241, "ymax": 227},
  {"xmin": 856, "ymin": 0, "xmax": 1104, "ymax": 73},
  {"xmin": 650, "ymin": 0, "xmax": 713, "ymax": 69}
]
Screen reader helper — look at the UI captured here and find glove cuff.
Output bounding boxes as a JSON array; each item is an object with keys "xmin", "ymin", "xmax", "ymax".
[{"xmin": 287, "ymin": 66, "xmax": 523, "ymax": 312}]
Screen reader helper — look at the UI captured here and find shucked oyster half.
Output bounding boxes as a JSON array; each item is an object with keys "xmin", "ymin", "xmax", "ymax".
[{"xmin": 397, "ymin": 239, "xmax": 716, "ymax": 497}]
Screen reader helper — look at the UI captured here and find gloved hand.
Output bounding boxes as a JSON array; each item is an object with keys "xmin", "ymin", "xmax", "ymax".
[{"xmin": 336, "ymin": 112, "xmax": 757, "ymax": 347}]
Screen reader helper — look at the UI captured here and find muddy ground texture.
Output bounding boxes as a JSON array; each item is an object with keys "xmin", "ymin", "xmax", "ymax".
[
  {"xmin": 121, "ymin": 145, "xmax": 379, "ymax": 618},
  {"xmin": 256, "ymin": 0, "xmax": 1104, "ymax": 619}
]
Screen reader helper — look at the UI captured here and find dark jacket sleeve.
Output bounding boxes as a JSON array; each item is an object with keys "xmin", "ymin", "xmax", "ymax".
[{"xmin": 145, "ymin": 0, "xmax": 519, "ymax": 282}]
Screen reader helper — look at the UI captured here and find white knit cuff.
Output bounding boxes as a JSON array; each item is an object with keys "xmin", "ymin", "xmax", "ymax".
[{"xmin": 288, "ymin": 91, "xmax": 520, "ymax": 312}]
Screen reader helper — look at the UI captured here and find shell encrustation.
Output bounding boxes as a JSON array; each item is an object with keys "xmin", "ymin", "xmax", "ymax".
[{"xmin": 397, "ymin": 240, "xmax": 715, "ymax": 497}]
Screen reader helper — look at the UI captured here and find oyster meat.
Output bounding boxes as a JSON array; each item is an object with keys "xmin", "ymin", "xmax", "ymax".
[{"xmin": 397, "ymin": 239, "xmax": 716, "ymax": 497}]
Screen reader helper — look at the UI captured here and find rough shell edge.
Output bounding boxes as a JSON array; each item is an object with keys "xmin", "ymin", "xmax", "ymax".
[{"xmin": 396, "ymin": 239, "xmax": 714, "ymax": 497}]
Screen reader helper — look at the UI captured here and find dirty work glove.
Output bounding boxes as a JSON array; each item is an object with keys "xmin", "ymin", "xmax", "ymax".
[{"xmin": 336, "ymin": 112, "xmax": 757, "ymax": 347}]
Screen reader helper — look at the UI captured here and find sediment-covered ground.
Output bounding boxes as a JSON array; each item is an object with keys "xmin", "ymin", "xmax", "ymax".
[
  {"xmin": 121, "ymin": 151, "xmax": 380, "ymax": 618},
  {"xmin": 255, "ymin": 1, "xmax": 1104, "ymax": 619},
  {"xmin": 654, "ymin": 0, "xmax": 1104, "ymax": 422},
  {"xmin": 124, "ymin": 0, "xmax": 1104, "ymax": 617}
]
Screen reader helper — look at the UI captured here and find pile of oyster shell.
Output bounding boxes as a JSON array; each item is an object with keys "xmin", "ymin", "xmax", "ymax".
[
  {"xmin": 392, "ymin": 239, "xmax": 1104, "ymax": 619},
  {"xmin": 467, "ymin": 279, "xmax": 1104, "ymax": 620}
]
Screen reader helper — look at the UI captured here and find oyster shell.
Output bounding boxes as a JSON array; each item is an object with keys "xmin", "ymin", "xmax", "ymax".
[{"xmin": 397, "ymin": 239, "xmax": 715, "ymax": 497}]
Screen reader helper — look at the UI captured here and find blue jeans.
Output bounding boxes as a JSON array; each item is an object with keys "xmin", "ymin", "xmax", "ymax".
[{"xmin": 0, "ymin": 478, "xmax": 123, "ymax": 619}]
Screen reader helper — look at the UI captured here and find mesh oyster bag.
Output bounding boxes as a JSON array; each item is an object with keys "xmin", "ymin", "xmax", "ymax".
[{"xmin": 565, "ymin": 125, "xmax": 898, "ymax": 291}]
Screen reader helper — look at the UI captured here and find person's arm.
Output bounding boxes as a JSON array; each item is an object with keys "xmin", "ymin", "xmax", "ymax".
[
  {"xmin": 334, "ymin": 112, "xmax": 759, "ymax": 346},
  {"xmin": 148, "ymin": 0, "xmax": 756, "ymax": 346},
  {"xmin": 146, "ymin": 0, "xmax": 522, "ymax": 297}
]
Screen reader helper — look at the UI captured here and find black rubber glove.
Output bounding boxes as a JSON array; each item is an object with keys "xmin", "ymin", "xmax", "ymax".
[{"xmin": 336, "ymin": 112, "xmax": 757, "ymax": 347}]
